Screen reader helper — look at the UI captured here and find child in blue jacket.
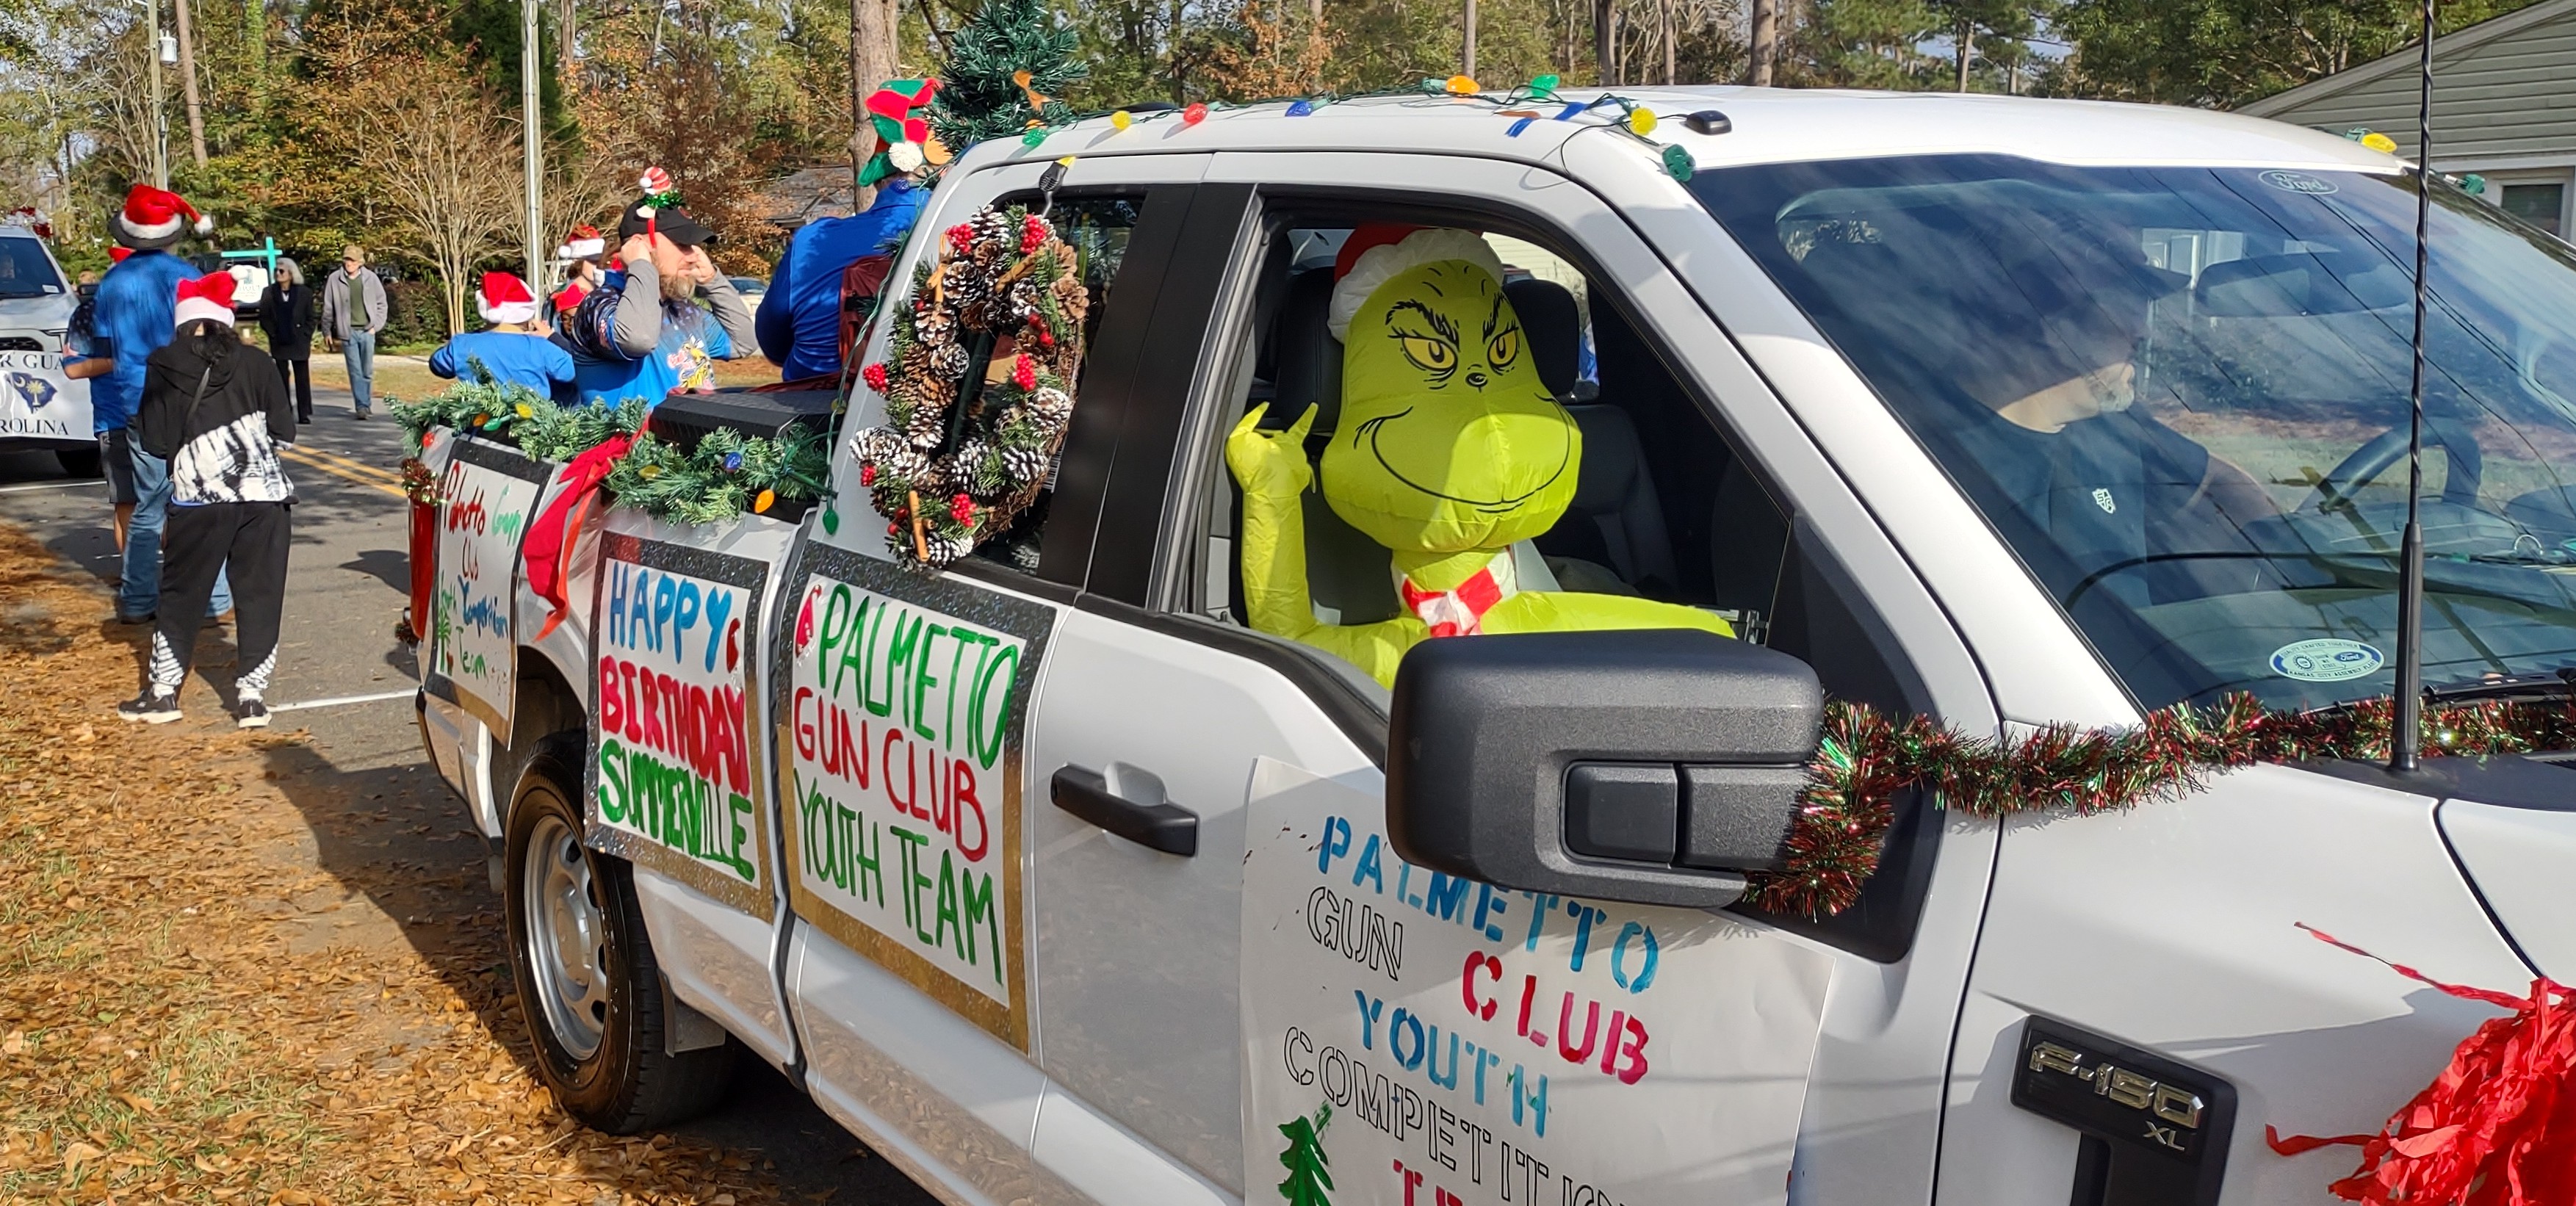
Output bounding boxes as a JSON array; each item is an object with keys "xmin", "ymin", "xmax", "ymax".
[{"xmin": 430, "ymin": 272, "xmax": 575, "ymax": 395}]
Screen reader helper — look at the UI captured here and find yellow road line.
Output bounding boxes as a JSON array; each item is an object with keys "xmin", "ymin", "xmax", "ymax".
[
  {"xmin": 284, "ymin": 441, "xmax": 405, "ymax": 484},
  {"xmin": 281, "ymin": 445, "xmax": 405, "ymax": 499}
]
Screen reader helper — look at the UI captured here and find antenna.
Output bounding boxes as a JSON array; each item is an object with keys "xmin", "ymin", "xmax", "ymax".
[{"xmin": 2390, "ymin": 0, "xmax": 2437, "ymax": 772}]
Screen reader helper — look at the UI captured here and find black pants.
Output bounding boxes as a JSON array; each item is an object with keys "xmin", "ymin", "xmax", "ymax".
[
  {"xmin": 275, "ymin": 356, "xmax": 313, "ymax": 421},
  {"xmin": 152, "ymin": 501, "xmax": 290, "ymax": 698}
]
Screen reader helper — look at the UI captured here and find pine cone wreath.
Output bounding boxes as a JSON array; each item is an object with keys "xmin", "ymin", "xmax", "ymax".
[{"xmin": 1000, "ymin": 442, "xmax": 1051, "ymax": 487}]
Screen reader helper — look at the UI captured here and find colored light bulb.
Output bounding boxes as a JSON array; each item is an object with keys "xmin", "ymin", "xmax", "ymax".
[
  {"xmin": 1183, "ymin": 101, "xmax": 1208, "ymax": 126},
  {"xmin": 1285, "ymin": 99, "xmax": 1313, "ymax": 118},
  {"xmin": 1111, "ymin": 109, "xmax": 1133, "ymax": 131},
  {"xmin": 1628, "ymin": 107, "xmax": 1658, "ymax": 136}
]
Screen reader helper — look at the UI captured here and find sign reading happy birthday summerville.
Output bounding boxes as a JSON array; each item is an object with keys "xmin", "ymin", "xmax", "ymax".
[
  {"xmin": 778, "ymin": 544, "xmax": 1050, "ymax": 1050},
  {"xmin": 585, "ymin": 533, "xmax": 776, "ymax": 920}
]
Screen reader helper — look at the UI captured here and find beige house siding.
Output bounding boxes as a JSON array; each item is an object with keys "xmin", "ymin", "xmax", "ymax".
[{"xmin": 2239, "ymin": 0, "xmax": 2576, "ymax": 234}]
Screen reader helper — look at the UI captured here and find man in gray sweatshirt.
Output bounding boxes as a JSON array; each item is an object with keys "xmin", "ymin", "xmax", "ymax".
[
  {"xmin": 561, "ymin": 200, "xmax": 757, "ymax": 406},
  {"xmin": 318, "ymin": 244, "xmax": 388, "ymax": 418}
]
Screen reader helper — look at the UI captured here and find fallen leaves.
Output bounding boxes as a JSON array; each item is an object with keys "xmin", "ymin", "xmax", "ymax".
[{"xmin": 0, "ymin": 524, "xmax": 787, "ymax": 1204}]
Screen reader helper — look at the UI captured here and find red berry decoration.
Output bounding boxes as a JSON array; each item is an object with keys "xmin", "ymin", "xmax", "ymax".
[
  {"xmin": 1011, "ymin": 354, "xmax": 1037, "ymax": 391},
  {"xmin": 1021, "ymin": 215, "xmax": 1047, "ymax": 253},
  {"xmin": 862, "ymin": 362, "xmax": 890, "ymax": 392},
  {"xmin": 859, "ymin": 463, "xmax": 876, "ymax": 486},
  {"xmin": 946, "ymin": 223, "xmax": 975, "ymax": 254},
  {"xmin": 950, "ymin": 492, "xmax": 975, "ymax": 524}
]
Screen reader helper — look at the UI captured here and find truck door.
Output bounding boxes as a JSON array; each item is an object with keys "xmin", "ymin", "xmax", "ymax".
[
  {"xmin": 1026, "ymin": 154, "xmax": 1999, "ymax": 1206},
  {"xmin": 772, "ymin": 154, "xmax": 1215, "ymax": 1205}
]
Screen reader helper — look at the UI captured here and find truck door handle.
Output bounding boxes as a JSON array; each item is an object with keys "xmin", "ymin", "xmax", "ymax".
[{"xmin": 1050, "ymin": 765, "xmax": 1197, "ymax": 856}]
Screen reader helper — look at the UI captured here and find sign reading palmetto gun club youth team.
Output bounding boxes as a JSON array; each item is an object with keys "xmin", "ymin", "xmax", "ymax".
[
  {"xmin": 1241, "ymin": 762, "xmax": 1833, "ymax": 1206},
  {"xmin": 779, "ymin": 544, "xmax": 1048, "ymax": 1048},
  {"xmin": 424, "ymin": 438, "xmax": 554, "ymax": 734},
  {"xmin": 585, "ymin": 532, "xmax": 777, "ymax": 918}
]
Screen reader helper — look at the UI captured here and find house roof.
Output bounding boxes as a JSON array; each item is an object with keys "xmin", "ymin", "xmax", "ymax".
[{"xmin": 2239, "ymin": 0, "xmax": 2576, "ymax": 117}]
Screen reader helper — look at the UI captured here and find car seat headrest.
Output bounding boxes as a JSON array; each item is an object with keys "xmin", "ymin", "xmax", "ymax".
[
  {"xmin": 1503, "ymin": 277, "xmax": 1585, "ymax": 402},
  {"xmin": 1271, "ymin": 267, "xmax": 1343, "ymax": 434}
]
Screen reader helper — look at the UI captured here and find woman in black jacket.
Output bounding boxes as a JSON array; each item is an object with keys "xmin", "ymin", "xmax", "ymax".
[
  {"xmin": 120, "ymin": 273, "xmax": 296, "ymax": 728},
  {"xmin": 258, "ymin": 258, "xmax": 316, "ymax": 423}
]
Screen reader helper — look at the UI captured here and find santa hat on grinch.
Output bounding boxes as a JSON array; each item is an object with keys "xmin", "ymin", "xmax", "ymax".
[
  {"xmin": 1327, "ymin": 225, "xmax": 1504, "ymax": 342},
  {"xmin": 555, "ymin": 224, "xmax": 605, "ymax": 262},
  {"xmin": 173, "ymin": 273, "xmax": 237, "ymax": 328},
  {"xmin": 112, "ymin": 184, "xmax": 214, "ymax": 250},
  {"xmin": 477, "ymin": 272, "xmax": 541, "ymax": 326}
]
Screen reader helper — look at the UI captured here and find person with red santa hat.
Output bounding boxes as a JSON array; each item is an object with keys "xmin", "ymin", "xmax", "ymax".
[
  {"xmin": 119, "ymin": 272, "xmax": 296, "ymax": 727},
  {"xmin": 92, "ymin": 184, "xmax": 232, "ymax": 627},
  {"xmin": 430, "ymin": 272, "xmax": 576, "ymax": 398}
]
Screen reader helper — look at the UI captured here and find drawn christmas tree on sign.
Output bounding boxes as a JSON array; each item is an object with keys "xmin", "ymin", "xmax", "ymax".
[{"xmin": 1276, "ymin": 1104, "xmax": 1333, "ymax": 1206}]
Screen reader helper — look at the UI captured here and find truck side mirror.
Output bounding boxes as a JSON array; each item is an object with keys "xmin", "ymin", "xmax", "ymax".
[{"xmin": 1385, "ymin": 629, "xmax": 1821, "ymax": 909}]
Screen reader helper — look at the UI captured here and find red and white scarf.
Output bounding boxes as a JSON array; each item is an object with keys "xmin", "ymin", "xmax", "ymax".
[{"xmin": 1398, "ymin": 549, "xmax": 1520, "ymax": 638}]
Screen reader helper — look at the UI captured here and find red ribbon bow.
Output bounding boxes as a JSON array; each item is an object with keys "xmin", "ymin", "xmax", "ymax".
[{"xmin": 1399, "ymin": 566, "xmax": 1507, "ymax": 638}]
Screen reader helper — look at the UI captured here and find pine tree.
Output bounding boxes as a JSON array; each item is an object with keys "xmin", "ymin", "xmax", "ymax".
[
  {"xmin": 932, "ymin": 0, "xmax": 1084, "ymax": 151},
  {"xmin": 1275, "ymin": 1105, "xmax": 1333, "ymax": 1206}
]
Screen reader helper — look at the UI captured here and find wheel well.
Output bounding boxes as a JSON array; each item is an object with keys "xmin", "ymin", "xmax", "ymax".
[{"xmin": 499, "ymin": 649, "xmax": 590, "ymax": 831}]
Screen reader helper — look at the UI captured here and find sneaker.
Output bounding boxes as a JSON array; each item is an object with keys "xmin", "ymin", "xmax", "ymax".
[
  {"xmin": 112, "ymin": 610, "xmax": 154, "ymax": 625},
  {"xmin": 233, "ymin": 697, "xmax": 270, "ymax": 729},
  {"xmin": 118, "ymin": 690, "xmax": 181, "ymax": 723},
  {"xmin": 353, "ymin": 409, "xmax": 372, "ymax": 421},
  {"xmin": 203, "ymin": 609, "xmax": 234, "ymax": 627}
]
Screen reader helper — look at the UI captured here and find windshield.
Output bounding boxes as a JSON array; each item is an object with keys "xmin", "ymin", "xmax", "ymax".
[
  {"xmin": 1695, "ymin": 155, "xmax": 2576, "ymax": 712},
  {"xmin": 0, "ymin": 237, "xmax": 63, "ymax": 299}
]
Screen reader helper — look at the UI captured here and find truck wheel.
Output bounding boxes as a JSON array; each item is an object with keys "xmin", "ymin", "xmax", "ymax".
[
  {"xmin": 502, "ymin": 748, "xmax": 736, "ymax": 1133},
  {"xmin": 55, "ymin": 447, "xmax": 101, "ymax": 477}
]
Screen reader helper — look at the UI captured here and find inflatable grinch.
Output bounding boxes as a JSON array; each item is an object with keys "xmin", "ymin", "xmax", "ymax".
[{"xmin": 1227, "ymin": 228, "xmax": 1734, "ymax": 687}]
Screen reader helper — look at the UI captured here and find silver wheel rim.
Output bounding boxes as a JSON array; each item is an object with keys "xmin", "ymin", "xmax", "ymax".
[{"xmin": 522, "ymin": 812, "xmax": 610, "ymax": 1061}]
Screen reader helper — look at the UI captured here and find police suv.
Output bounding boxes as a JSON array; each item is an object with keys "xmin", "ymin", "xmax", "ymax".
[{"xmin": 413, "ymin": 87, "xmax": 2576, "ymax": 1206}]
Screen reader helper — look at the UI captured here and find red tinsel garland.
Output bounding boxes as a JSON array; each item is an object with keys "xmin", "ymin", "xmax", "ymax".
[
  {"xmin": 2267, "ymin": 926, "xmax": 2576, "ymax": 1205},
  {"xmin": 1746, "ymin": 693, "xmax": 2576, "ymax": 919}
]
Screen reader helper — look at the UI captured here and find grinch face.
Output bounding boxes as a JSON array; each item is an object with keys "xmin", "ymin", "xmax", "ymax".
[{"xmin": 1321, "ymin": 259, "xmax": 1579, "ymax": 555}]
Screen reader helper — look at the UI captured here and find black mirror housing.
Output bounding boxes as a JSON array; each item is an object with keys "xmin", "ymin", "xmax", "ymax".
[{"xmin": 1385, "ymin": 629, "xmax": 1822, "ymax": 909}]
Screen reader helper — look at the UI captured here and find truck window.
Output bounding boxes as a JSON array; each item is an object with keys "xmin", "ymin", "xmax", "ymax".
[
  {"xmin": 1174, "ymin": 212, "xmax": 1942, "ymax": 958},
  {"xmin": 958, "ymin": 195, "xmax": 1143, "ymax": 576}
]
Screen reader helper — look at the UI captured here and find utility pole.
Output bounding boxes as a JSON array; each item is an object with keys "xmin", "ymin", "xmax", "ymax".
[
  {"xmin": 1462, "ymin": 0, "xmax": 1476, "ymax": 79},
  {"xmin": 1747, "ymin": 0, "xmax": 1776, "ymax": 86},
  {"xmin": 172, "ymin": 0, "xmax": 206, "ymax": 167},
  {"xmin": 146, "ymin": 0, "xmax": 170, "ymax": 188},
  {"xmin": 522, "ymin": 0, "xmax": 544, "ymax": 292}
]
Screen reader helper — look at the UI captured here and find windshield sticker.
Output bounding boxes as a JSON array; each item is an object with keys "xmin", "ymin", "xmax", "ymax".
[
  {"xmin": 2259, "ymin": 170, "xmax": 2339, "ymax": 195},
  {"xmin": 2270, "ymin": 638, "xmax": 2384, "ymax": 682}
]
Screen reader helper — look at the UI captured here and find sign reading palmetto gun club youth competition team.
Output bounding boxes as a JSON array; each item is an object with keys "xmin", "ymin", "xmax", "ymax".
[
  {"xmin": 585, "ymin": 530, "xmax": 779, "ymax": 919},
  {"xmin": 424, "ymin": 436, "xmax": 554, "ymax": 735},
  {"xmin": 779, "ymin": 544, "xmax": 1049, "ymax": 1048},
  {"xmin": 1241, "ymin": 762, "xmax": 1834, "ymax": 1206}
]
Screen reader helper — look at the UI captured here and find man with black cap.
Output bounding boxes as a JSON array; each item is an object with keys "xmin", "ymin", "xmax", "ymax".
[{"xmin": 561, "ymin": 187, "xmax": 756, "ymax": 407}]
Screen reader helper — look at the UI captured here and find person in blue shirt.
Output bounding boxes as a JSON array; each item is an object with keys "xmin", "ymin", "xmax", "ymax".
[
  {"xmin": 563, "ymin": 198, "xmax": 756, "ymax": 407},
  {"xmin": 93, "ymin": 184, "xmax": 231, "ymax": 625},
  {"xmin": 430, "ymin": 272, "xmax": 576, "ymax": 394},
  {"xmin": 754, "ymin": 177, "xmax": 926, "ymax": 383}
]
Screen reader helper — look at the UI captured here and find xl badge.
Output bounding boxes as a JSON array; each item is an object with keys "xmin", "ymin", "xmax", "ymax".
[{"xmin": 2011, "ymin": 1017, "xmax": 2235, "ymax": 1205}]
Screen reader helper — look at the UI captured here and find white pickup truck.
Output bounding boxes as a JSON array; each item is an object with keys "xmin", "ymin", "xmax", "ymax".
[{"xmin": 412, "ymin": 86, "xmax": 2576, "ymax": 1206}]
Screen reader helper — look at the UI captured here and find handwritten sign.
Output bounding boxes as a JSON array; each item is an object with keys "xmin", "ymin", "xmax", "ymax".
[
  {"xmin": 1241, "ymin": 761, "xmax": 1831, "ymax": 1206},
  {"xmin": 780, "ymin": 544, "xmax": 1049, "ymax": 1048},
  {"xmin": 586, "ymin": 534, "xmax": 774, "ymax": 917},
  {"xmin": 0, "ymin": 350, "xmax": 91, "ymax": 442},
  {"xmin": 424, "ymin": 438, "xmax": 552, "ymax": 734}
]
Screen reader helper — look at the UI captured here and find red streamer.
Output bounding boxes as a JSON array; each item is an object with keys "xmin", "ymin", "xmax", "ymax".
[
  {"xmin": 2268, "ymin": 926, "xmax": 2576, "ymax": 1205},
  {"xmin": 521, "ymin": 435, "xmax": 633, "ymax": 640}
]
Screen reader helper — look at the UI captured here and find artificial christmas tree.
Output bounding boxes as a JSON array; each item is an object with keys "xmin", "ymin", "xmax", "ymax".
[{"xmin": 930, "ymin": 0, "xmax": 1082, "ymax": 151}]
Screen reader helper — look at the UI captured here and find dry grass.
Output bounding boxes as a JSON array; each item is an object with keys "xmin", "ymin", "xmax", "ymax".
[{"xmin": 0, "ymin": 525, "xmax": 795, "ymax": 1205}]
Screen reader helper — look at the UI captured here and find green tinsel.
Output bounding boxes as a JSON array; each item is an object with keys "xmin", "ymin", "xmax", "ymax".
[
  {"xmin": 1755, "ymin": 693, "xmax": 2576, "ymax": 920},
  {"xmin": 388, "ymin": 377, "xmax": 647, "ymax": 462},
  {"xmin": 600, "ymin": 427, "xmax": 834, "ymax": 527},
  {"xmin": 930, "ymin": 0, "xmax": 1083, "ymax": 152}
]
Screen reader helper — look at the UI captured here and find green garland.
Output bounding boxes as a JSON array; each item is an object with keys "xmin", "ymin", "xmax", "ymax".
[
  {"xmin": 602, "ymin": 425, "xmax": 834, "ymax": 526},
  {"xmin": 389, "ymin": 377, "xmax": 830, "ymax": 525},
  {"xmin": 1755, "ymin": 692, "xmax": 2576, "ymax": 920}
]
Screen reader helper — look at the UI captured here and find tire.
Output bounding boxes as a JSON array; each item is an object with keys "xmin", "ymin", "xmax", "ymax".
[
  {"xmin": 55, "ymin": 447, "xmax": 101, "ymax": 478},
  {"xmin": 502, "ymin": 744, "xmax": 737, "ymax": 1133}
]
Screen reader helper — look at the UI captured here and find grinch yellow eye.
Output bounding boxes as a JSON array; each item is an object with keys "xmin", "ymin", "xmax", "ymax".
[
  {"xmin": 1486, "ymin": 328, "xmax": 1520, "ymax": 371},
  {"xmin": 1398, "ymin": 335, "xmax": 1456, "ymax": 373}
]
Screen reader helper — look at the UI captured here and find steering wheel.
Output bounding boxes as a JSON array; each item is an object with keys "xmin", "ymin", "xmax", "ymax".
[{"xmin": 2301, "ymin": 419, "xmax": 2484, "ymax": 512}]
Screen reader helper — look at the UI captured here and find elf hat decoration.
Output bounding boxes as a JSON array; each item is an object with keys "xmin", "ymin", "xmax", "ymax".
[
  {"xmin": 860, "ymin": 79, "xmax": 948, "ymax": 186},
  {"xmin": 477, "ymin": 272, "xmax": 541, "ymax": 326},
  {"xmin": 112, "ymin": 184, "xmax": 214, "ymax": 250},
  {"xmin": 173, "ymin": 272, "xmax": 237, "ymax": 328},
  {"xmin": 556, "ymin": 223, "xmax": 605, "ymax": 261}
]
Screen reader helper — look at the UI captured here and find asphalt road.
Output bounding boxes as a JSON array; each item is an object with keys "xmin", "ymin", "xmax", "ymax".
[{"xmin": 0, "ymin": 389, "xmax": 938, "ymax": 1205}]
